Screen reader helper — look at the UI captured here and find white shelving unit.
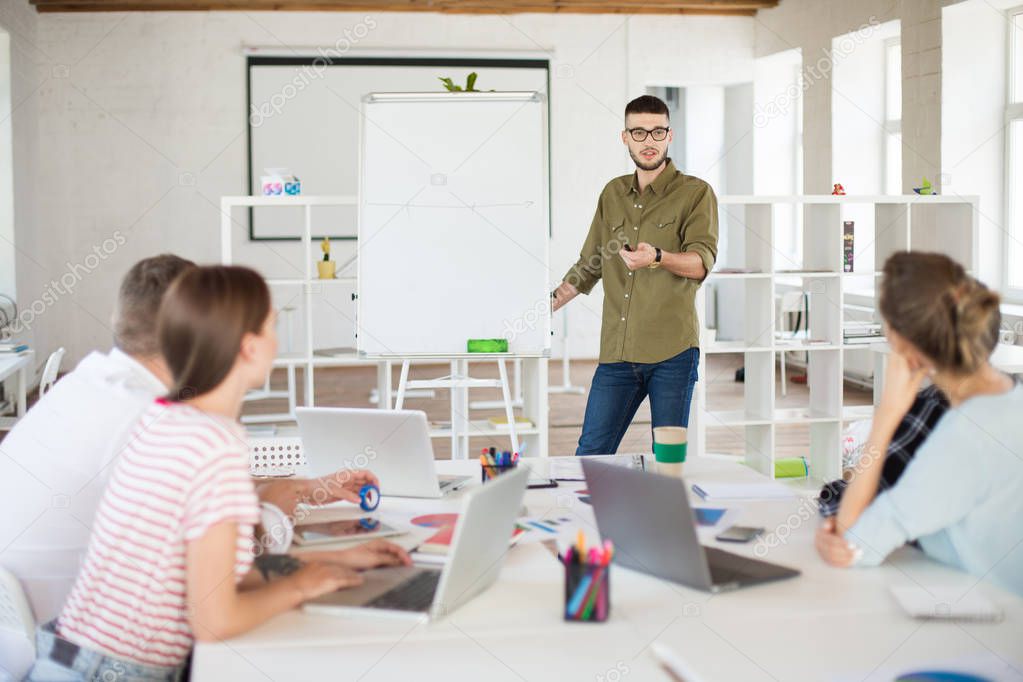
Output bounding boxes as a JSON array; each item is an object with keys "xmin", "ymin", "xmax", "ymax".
[
  {"xmin": 220, "ymin": 195, "xmax": 371, "ymax": 414},
  {"xmin": 692, "ymin": 194, "xmax": 979, "ymax": 483}
]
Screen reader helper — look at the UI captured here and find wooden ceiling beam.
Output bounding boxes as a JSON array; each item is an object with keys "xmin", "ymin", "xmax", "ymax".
[{"xmin": 31, "ymin": 0, "xmax": 777, "ymax": 14}]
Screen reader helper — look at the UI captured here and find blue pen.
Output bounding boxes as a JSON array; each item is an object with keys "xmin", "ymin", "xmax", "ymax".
[
  {"xmin": 567, "ymin": 574, "xmax": 594, "ymax": 615},
  {"xmin": 692, "ymin": 484, "xmax": 709, "ymax": 500}
]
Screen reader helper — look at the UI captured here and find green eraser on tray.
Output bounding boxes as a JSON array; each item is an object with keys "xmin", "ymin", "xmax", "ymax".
[
  {"xmin": 775, "ymin": 457, "xmax": 809, "ymax": 478},
  {"xmin": 467, "ymin": 339, "xmax": 509, "ymax": 353}
]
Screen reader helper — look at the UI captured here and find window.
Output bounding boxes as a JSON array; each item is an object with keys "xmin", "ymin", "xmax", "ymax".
[
  {"xmin": 1006, "ymin": 8, "xmax": 1023, "ymax": 293},
  {"xmin": 883, "ymin": 38, "xmax": 902, "ymax": 195}
]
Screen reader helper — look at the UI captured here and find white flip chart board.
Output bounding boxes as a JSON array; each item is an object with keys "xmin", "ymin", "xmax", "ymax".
[{"xmin": 357, "ymin": 92, "xmax": 551, "ymax": 356}]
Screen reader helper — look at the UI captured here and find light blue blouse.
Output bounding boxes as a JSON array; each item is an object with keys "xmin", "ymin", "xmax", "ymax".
[{"xmin": 847, "ymin": 383, "xmax": 1023, "ymax": 596}]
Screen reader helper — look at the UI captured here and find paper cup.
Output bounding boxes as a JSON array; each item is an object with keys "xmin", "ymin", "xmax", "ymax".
[{"xmin": 653, "ymin": 426, "xmax": 687, "ymax": 477}]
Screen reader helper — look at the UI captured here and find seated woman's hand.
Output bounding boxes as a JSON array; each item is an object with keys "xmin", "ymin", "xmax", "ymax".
[
  {"xmin": 291, "ymin": 562, "xmax": 364, "ymax": 600},
  {"xmin": 815, "ymin": 517, "xmax": 857, "ymax": 568},
  {"xmin": 302, "ymin": 539, "xmax": 413, "ymax": 571},
  {"xmin": 309, "ymin": 469, "xmax": 382, "ymax": 506}
]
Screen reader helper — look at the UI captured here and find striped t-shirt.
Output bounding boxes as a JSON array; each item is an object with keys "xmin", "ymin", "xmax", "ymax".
[{"xmin": 57, "ymin": 398, "xmax": 259, "ymax": 668}]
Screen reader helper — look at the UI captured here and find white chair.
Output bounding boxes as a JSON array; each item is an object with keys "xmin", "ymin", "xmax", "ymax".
[
  {"xmin": 38, "ymin": 347, "xmax": 66, "ymax": 399},
  {"xmin": 776, "ymin": 292, "xmax": 806, "ymax": 398},
  {"xmin": 0, "ymin": 567, "xmax": 36, "ymax": 682}
]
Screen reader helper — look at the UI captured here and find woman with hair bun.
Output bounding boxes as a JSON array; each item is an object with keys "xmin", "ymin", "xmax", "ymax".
[{"xmin": 816, "ymin": 251, "xmax": 1023, "ymax": 596}]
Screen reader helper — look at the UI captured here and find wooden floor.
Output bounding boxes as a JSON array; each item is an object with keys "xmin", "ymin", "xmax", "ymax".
[{"xmin": 243, "ymin": 355, "xmax": 873, "ymax": 459}]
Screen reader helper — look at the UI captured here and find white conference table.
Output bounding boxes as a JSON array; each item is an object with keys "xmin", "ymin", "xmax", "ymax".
[
  {"xmin": 193, "ymin": 457, "xmax": 1023, "ymax": 682},
  {"xmin": 0, "ymin": 351, "xmax": 33, "ymax": 430}
]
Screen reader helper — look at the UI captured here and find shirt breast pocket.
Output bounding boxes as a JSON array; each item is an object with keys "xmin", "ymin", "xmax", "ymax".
[
  {"xmin": 605, "ymin": 215, "xmax": 628, "ymax": 255},
  {"xmin": 653, "ymin": 214, "xmax": 682, "ymax": 250}
]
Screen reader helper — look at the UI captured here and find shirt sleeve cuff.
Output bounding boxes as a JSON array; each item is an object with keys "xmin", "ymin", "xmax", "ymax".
[
  {"xmin": 844, "ymin": 493, "xmax": 906, "ymax": 567},
  {"xmin": 563, "ymin": 266, "xmax": 598, "ymax": 295},
  {"xmin": 682, "ymin": 245, "xmax": 715, "ymax": 281}
]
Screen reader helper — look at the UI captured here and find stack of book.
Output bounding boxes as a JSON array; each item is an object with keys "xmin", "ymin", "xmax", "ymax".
[{"xmin": 843, "ymin": 323, "xmax": 883, "ymax": 345}]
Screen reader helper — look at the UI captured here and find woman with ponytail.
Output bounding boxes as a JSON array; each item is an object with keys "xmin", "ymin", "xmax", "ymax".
[{"xmin": 816, "ymin": 252, "xmax": 1023, "ymax": 595}]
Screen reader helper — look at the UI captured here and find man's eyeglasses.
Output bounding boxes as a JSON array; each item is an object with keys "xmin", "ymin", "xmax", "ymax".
[{"xmin": 626, "ymin": 126, "xmax": 670, "ymax": 142}]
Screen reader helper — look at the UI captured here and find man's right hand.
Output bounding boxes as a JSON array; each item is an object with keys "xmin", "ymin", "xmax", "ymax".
[{"xmin": 551, "ymin": 281, "xmax": 579, "ymax": 312}]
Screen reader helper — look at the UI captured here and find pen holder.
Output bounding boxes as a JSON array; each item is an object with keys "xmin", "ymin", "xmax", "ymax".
[
  {"xmin": 481, "ymin": 462, "xmax": 518, "ymax": 483},
  {"xmin": 564, "ymin": 560, "xmax": 611, "ymax": 623}
]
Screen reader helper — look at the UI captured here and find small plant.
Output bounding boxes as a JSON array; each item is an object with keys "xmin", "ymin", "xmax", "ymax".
[
  {"xmin": 321, "ymin": 237, "xmax": 331, "ymax": 262},
  {"xmin": 438, "ymin": 72, "xmax": 492, "ymax": 92}
]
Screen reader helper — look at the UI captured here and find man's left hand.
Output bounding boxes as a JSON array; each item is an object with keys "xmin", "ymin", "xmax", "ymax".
[{"xmin": 620, "ymin": 242, "xmax": 657, "ymax": 270}]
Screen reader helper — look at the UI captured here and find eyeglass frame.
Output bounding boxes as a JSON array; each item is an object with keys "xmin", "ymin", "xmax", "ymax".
[{"xmin": 624, "ymin": 126, "xmax": 671, "ymax": 142}]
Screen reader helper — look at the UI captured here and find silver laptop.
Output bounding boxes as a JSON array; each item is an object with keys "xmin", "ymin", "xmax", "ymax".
[
  {"xmin": 304, "ymin": 467, "xmax": 529, "ymax": 621},
  {"xmin": 295, "ymin": 407, "xmax": 471, "ymax": 498},
  {"xmin": 582, "ymin": 459, "xmax": 800, "ymax": 592}
]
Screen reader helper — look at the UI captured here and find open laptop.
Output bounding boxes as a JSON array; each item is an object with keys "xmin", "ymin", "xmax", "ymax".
[
  {"xmin": 582, "ymin": 459, "xmax": 800, "ymax": 592},
  {"xmin": 295, "ymin": 407, "xmax": 471, "ymax": 498},
  {"xmin": 304, "ymin": 466, "xmax": 529, "ymax": 621}
]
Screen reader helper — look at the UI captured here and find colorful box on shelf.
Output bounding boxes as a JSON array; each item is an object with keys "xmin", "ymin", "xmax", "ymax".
[{"xmin": 260, "ymin": 167, "xmax": 301, "ymax": 196}]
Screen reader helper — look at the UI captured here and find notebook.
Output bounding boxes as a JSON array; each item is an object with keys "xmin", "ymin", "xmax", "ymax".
[{"xmin": 691, "ymin": 482, "xmax": 798, "ymax": 500}]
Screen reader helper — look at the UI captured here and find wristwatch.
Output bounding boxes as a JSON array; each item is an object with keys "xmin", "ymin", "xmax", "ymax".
[{"xmin": 648, "ymin": 247, "xmax": 662, "ymax": 269}]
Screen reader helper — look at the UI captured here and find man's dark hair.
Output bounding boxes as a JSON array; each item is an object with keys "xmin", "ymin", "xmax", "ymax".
[
  {"xmin": 114, "ymin": 254, "xmax": 196, "ymax": 356},
  {"xmin": 624, "ymin": 95, "xmax": 670, "ymax": 122}
]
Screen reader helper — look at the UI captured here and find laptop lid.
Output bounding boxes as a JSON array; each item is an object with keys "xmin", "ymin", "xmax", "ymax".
[
  {"xmin": 429, "ymin": 467, "xmax": 529, "ymax": 620},
  {"xmin": 582, "ymin": 458, "xmax": 715, "ymax": 591},
  {"xmin": 295, "ymin": 407, "xmax": 443, "ymax": 498}
]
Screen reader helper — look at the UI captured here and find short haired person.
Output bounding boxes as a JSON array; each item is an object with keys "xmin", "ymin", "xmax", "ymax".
[
  {"xmin": 0, "ymin": 255, "xmax": 197, "ymax": 622},
  {"xmin": 0, "ymin": 256, "xmax": 394, "ymax": 624},
  {"xmin": 552, "ymin": 95, "xmax": 719, "ymax": 455},
  {"xmin": 816, "ymin": 252, "xmax": 1023, "ymax": 596}
]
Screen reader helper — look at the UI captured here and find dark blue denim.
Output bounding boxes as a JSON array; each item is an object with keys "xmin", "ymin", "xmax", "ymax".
[{"xmin": 576, "ymin": 347, "xmax": 700, "ymax": 456}]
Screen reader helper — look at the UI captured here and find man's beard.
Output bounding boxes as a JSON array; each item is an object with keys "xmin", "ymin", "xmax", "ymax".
[{"xmin": 629, "ymin": 147, "xmax": 666, "ymax": 171}]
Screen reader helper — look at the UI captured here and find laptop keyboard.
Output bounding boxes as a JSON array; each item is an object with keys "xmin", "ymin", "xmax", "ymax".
[
  {"xmin": 366, "ymin": 571, "xmax": 441, "ymax": 612},
  {"xmin": 709, "ymin": 563, "xmax": 747, "ymax": 585}
]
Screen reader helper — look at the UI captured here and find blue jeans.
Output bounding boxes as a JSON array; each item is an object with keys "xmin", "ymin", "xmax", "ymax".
[
  {"xmin": 576, "ymin": 347, "xmax": 699, "ymax": 456},
  {"xmin": 27, "ymin": 621, "xmax": 186, "ymax": 682}
]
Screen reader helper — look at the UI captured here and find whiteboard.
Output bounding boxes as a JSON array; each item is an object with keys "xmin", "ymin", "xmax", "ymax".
[{"xmin": 357, "ymin": 92, "xmax": 551, "ymax": 356}]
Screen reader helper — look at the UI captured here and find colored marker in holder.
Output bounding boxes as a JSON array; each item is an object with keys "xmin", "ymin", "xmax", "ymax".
[
  {"xmin": 563, "ymin": 537, "xmax": 613, "ymax": 623},
  {"xmin": 480, "ymin": 448, "xmax": 519, "ymax": 482}
]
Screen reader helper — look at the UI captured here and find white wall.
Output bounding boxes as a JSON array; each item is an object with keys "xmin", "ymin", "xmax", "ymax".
[
  {"xmin": 0, "ymin": 30, "xmax": 15, "ymax": 302},
  {"xmin": 0, "ymin": 0, "xmax": 40, "ymax": 353},
  {"xmin": 942, "ymin": 0, "xmax": 1008, "ymax": 290},
  {"xmin": 754, "ymin": 0, "xmax": 951, "ymax": 196},
  {"xmin": 5, "ymin": 3, "xmax": 753, "ymax": 366}
]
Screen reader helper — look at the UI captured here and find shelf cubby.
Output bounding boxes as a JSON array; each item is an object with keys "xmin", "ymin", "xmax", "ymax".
[{"xmin": 693, "ymin": 194, "xmax": 979, "ymax": 480}]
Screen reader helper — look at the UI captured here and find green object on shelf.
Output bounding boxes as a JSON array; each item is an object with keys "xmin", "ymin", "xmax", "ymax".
[
  {"xmin": 653, "ymin": 442, "xmax": 687, "ymax": 464},
  {"xmin": 467, "ymin": 338, "xmax": 508, "ymax": 353},
  {"xmin": 775, "ymin": 457, "xmax": 809, "ymax": 478}
]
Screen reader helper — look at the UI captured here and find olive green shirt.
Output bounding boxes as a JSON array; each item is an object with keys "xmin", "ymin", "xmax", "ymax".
[{"xmin": 562, "ymin": 159, "xmax": 718, "ymax": 364}]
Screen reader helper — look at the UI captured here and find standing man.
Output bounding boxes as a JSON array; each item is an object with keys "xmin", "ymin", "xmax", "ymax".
[{"xmin": 553, "ymin": 95, "xmax": 718, "ymax": 456}]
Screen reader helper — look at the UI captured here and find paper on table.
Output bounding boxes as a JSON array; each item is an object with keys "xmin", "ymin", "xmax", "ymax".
[
  {"xmin": 889, "ymin": 585, "xmax": 1003, "ymax": 623},
  {"xmin": 546, "ymin": 454, "xmax": 647, "ymax": 481},
  {"xmin": 690, "ymin": 481, "xmax": 798, "ymax": 500}
]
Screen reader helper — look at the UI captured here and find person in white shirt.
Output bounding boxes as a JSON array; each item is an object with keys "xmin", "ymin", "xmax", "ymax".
[{"xmin": 0, "ymin": 255, "xmax": 403, "ymax": 623}]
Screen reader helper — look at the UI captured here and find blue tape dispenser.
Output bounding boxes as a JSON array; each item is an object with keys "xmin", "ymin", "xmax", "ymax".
[{"xmin": 359, "ymin": 484, "xmax": 380, "ymax": 512}]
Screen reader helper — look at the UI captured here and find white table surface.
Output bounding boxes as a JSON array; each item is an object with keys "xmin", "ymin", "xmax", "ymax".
[{"xmin": 193, "ymin": 457, "xmax": 1023, "ymax": 682}]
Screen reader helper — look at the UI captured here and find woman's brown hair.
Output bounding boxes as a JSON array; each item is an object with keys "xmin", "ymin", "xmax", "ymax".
[
  {"xmin": 158, "ymin": 265, "xmax": 271, "ymax": 401},
  {"xmin": 879, "ymin": 251, "xmax": 1001, "ymax": 374}
]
